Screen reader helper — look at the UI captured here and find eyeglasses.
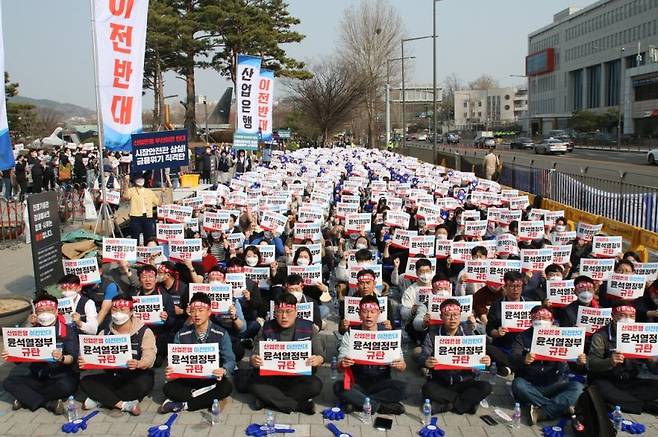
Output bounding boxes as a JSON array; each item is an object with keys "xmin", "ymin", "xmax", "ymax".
[
  {"xmin": 442, "ymin": 313, "xmax": 461, "ymax": 320},
  {"xmin": 188, "ymin": 308, "xmax": 209, "ymax": 315},
  {"xmin": 506, "ymin": 282, "xmax": 523, "ymax": 289},
  {"xmin": 59, "ymin": 284, "xmax": 78, "ymax": 291},
  {"xmin": 275, "ymin": 309, "xmax": 296, "ymax": 316}
]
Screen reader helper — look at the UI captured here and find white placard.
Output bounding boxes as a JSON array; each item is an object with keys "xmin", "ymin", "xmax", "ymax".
[
  {"xmin": 2, "ymin": 327, "xmax": 56, "ymax": 363},
  {"xmin": 156, "ymin": 223, "xmax": 185, "ymax": 243},
  {"xmin": 521, "ymin": 248, "xmax": 554, "ymax": 273},
  {"xmin": 168, "ymin": 239, "xmax": 203, "ymax": 262},
  {"xmin": 576, "ymin": 306, "xmax": 612, "ymax": 336},
  {"xmin": 78, "ymin": 334, "xmax": 132, "ymax": 369},
  {"xmin": 616, "ymin": 323, "xmax": 658, "ymax": 359},
  {"xmin": 530, "ymin": 326, "xmax": 585, "ymax": 362},
  {"xmin": 102, "ymin": 238, "xmax": 137, "ymax": 263},
  {"xmin": 501, "ymin": 301, "xmax": 541, "ymax": 332},
  {"xmin": 168, "ymin": 343, "xmax": 220, "ymax": 379},
  {"xmin": 189, "ymin": 283, "xmax": 233, "ymax": 314},
  {"xmin": 259, "ymin": 340, "xmax": 312, "ymax": 376},
  {"xmin": 433, "ymin": 334, "xmax": 486, "ymax": 370},
  {"xmin": 63, "ymin": 258, "xmax": 101, "ymax": 286},
  {"xmin": 591, "ymin": 236, "xmax": 623, "ymax": 258},
  {"xmin": 606, "ymin": 273, "xmax": 647, "ymax": 300},
  {"xmin": 343, "ymin": 296, "xmax": 387, "ymax": 326},
  {"xmin": 546, "ymin": 279, "xmax": 576, "ymax": 307},
  {"xmin": 347, "ymin": 330, "xmax": 401, "ymax": 365},
  {"xmin": 132, "ymin": 295, "xmax": 164, "ymax": 325},
  {"xmin": 579, "ymin": 258, "xmax": 615, "ymax": 281}
]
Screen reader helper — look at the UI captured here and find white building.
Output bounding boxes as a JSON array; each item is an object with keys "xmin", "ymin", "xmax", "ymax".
[
  {"xmin": 527, "ymin": 0, "xmax": 658, "ymax": 136},
  {"xmin": 454, "ymin": 87, "xmax": 528, "ymax": 130}
]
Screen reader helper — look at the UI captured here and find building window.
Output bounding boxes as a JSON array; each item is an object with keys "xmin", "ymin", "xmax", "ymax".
[
  {"xmin": 634, "ymin": 75, "xmax": 658, "ymax": 101},
  {"xmin": 478, "ymin": 101, "xmax": 482, "ymax": 107},
  {"xmin": 571, "ymin": 69, "xmax": 583, "ymax": 111},
  {"xmin": 587, "ymin": 64, "xmax": 602, "ymax": 108},
  {"xmin": 477, "ymin": 112, "xmax": 482, "ymax": 117},
  {"xmin": 606, "ymin": 59, "xmax": 621, "ymax": 106}
]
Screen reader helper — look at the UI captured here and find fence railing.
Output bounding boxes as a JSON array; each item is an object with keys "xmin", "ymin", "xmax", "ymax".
[{"xmin": 0, "ymin": 200, "xmax": 25, "ymax": 241}]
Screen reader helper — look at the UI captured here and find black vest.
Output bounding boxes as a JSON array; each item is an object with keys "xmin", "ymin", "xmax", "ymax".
[
  {"xmin": 262, "ymin": 318, "xmax": 313, "ymax": 341},
  {"xmin": 74, "ymin": 295, "xmax": 90, "ymax": 323},
  {"xmin": 177, "ymin": 322, "xmax": 226, "ymax": 345},
  {"xmin": 103, "ymin": 324, "xmax": 148, "ymax": 361}
]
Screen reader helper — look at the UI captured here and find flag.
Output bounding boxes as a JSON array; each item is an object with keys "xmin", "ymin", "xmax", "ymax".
[{"xmin": 0, "ymin": 3, "xmax": 14, "ymax": 171}]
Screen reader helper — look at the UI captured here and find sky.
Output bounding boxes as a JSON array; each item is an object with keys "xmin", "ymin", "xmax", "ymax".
[{"xmin": 2, "ymin": 0, "xmax": 596, "ymax": 110}]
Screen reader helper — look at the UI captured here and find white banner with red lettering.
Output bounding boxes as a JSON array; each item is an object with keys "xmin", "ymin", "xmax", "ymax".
[
  {"xmin": 616, "ymin": 323, "xmax": 658, "ymax": 359},
  {"xmin": 433, "ymin": 334, "xmax": 486, "ymax": 370},
  {"xmin": 189, "ymin": 283, "xmax": 233, "ymax": 314},
  {"xmin": 591, "ymin": 236, "xmax": 623, "ymax": 258},
  {"xmin": 501, "ymin": 301, "xmax": 541, "ymax": 332},
  {"xmin": 486, "ymin": 259, "xmax": 522, "ymax": 287},
  {"xmin": 343, "ymin": 296, "xmax": 387, "ymax": 326},
  {"xmin": 132, "ymin": 294, "xmax": 164, "ymax": 325},
  {"xmin": 156, "ymin": 223, "xmax": 184, "ymax": 243},
  {"xmin": 102, "ymin": 238, "xmax": 137, "ymax": 263},
  {"xmin": 63, "ymin": 258, "xmax": 101, "ymax": 286},
  {"xmin": 576, "ymin": 306, "xmax": 612, "ymax": 336},
  {"xmin": 348, "ymin": 330, "xmax": 402, "ymax": 365},
  {"xmin": 168, "ymin": 343, "xmax": 219, "ymax": 379},
  {"xmin": 79, "ymin": 334, "xmax": 132, "ymax": 369},
  {"xmin": 579, "ymin": 258, "xmax": 615, "ymax": 281},
  {"xmin": 168, "ymin": 239, "xmax": 203, "ymax": 262},
  {"xmin": 606, "ymin": 274, "xmax": 647, "ymax": 300},
  {"xmin": 428, "ymin": 295, "xmax": 473, "ymax": 324},
  {"xmin": 521, "ymin": 248, "xmax": 554, "ymax": 273},
  {"xmin": 518, "ymin": 220, "xmax": 545, "ymax": 241},
  {"xmin": 530, "ymin": 326, "xmax": 585, "ymax": 362},
  {"xmin": 94, "ymin": 0, "xmax": 148, "ymax": 151},
  {"xmin": 259, "ymin": 340, "xmax": 312, "ymax": 376},
  {"xmin": 2, "ymin": 327, "xmax": 56, "ymax": 363},
  {"xmin": 546, "ymin": 279, "xmax": 576, "ymax": 307}
]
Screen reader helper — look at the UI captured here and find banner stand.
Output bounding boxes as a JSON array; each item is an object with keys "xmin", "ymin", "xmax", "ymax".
[{"xmin": 89, "ymin": 0, "xmax": 115, "ymax": 237}]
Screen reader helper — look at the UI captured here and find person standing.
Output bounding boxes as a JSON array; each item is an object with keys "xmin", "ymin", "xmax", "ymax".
[
  {"xmin": 58, "ymin": 155, "xmax": 73, "ymax": 190},
  {"xmin": 31, "ymin": 158, "xmax": 45, "ymax": 194},
  {"xmin": 218, "ymin": 150, "xmax": 232, "ymax": 185},
  {"xmin": 122, "ymin": 173, "xmax": 161, "ymax": 243},
  {"xmin": 201, "ymin": 146, "xmax": 217, "ymax": 184},
  {"xmin": 483, "ymin": 147, "xmax": 501, "ymax": 181},
  {"xmin": 234, "ymin": 150, "xmax": 251, "ymax": 175},
  {"xmin": 2, "ymin": 167, "xmax": 13, "ymax": 200}
]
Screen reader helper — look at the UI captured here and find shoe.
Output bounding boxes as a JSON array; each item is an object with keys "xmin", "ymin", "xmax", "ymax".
[
  {"xmin": 121, "ymin": 400, "xmax": 141, "ymax": 416},
  {"xmin": 11, "ymin": 399, "xmax": 22, "ymax": 411},
  {"xmin": 83, "ymin": 398, "xmax": 98, "ymax": 410},
  {"xmin": 379, "ymin": 402, "xmax": 405, "ymax": 415},
  {"xmin": 251, "ymin": 397, "xmax": 264, "ymax": 411},
  {"xmin": 529, "ymin": 404, "xmax": 541, "ymax": 426},
  {"xmin": 343, "ymin": 403, "xmax": 354, "ymax": 414},
  {"xmin": 497, "ymin": 366, "xmax": 512, "ymax": 377},
  {"xmin": 158, "ymin": 399, "xmax": 183, "ymax": 414},
  {"xmin": 46, "ymin": 399, "xmax": 66, "ymax": 415},
  {"xmin": 296, "ymin": 399, "xmax": 316, "ymax": 415},
  {"xmin": 432, "ymin": 402, "xmax": 452, "ymax": 414},
  {"xmin": 241, "ymin": 339, "xmax": 254, "ymax": 349}
]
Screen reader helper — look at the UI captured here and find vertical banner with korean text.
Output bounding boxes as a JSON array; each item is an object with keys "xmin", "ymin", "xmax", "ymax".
[
  {"xmin": 257, "ymin": 69, "xmax": 274, "ymax": 142},
  {"xmin": 233, "ymin": 54, "xmax": 262, "ymax": 151},
  {"xmin": 94, "ymin": 0, "xmax": 149, "ymax": 151},
  {"xmin": 0, "ymin": 4, "xmax": 14, "ymax": 171}
]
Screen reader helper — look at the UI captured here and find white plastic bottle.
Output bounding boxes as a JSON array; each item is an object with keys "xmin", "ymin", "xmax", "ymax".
[
  {"xmin": 66, "ymin": 396, "xmax": 78, "ymax": 423},
  {"xmin": 265, "ymin": 410, "xmax": 275, "ymax": 436},
  {"xmin": 361, "ymin": 397, "xmax": 372, "ymax": 424},
  {"xmin": 612, "ymin": 405, "xmax": 623, "ymax": 431},
  {"xmin": 422, "ymin": 398, "xmax": 432, "ymax": 426},
  {"xmin": 211, "ymin": 399, "xmax": 220, "ymax": 426},
  {"xmin": 512, "ymin": 402, "xmax": 521, "ymax": 429},
  {"xmin": 331, "ymin": 356, "xmax": 338, "ymax": 380}
]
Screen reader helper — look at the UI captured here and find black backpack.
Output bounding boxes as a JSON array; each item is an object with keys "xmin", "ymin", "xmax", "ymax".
[{"xmin": 574, "ymin": 384, "xmax": 616, "ymax": 437}]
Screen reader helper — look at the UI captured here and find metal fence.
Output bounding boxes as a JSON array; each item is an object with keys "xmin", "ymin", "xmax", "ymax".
[{"xmin": 0, "ymin": 200, "xmax": 25, "ymax": 241}]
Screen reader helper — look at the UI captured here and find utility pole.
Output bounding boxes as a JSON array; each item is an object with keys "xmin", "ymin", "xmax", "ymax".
[
  {"xmin": 617, "ymin": 47, "xmax": 625, "ymax": 151},
  {"xmin": 432, "ymin": 0, "xmax": 440, "ymax": 163}
]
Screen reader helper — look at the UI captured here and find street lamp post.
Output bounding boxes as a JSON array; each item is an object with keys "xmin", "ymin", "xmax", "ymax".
[
  {"xmin": 432, "ymin": 0, "xmax": 441, "ymax": 164},
  {"xmin": 401, "ymin": 35, "xmax": 433, "ymax": 150},
  {"xmin": 617, "ymin": 47, "xmax": 625, "ymax": 151},
  {"xmin": 386, "ymin": 56, "xmax": 415, "ymax": 146}
]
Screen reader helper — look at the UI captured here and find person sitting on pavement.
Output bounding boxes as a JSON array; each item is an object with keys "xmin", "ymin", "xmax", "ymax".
[
  {"xmin": 633, "ymin": 279, "xmax": 658, "ymax": 322},
  {"xmin": 57, "ymin": 273, "xmax": 99, "ymax": 335},
  {"xmin": 335, "ymin": 295, "xmax": 408, "ymax": 415},
  {"xmin": 79, "ymin": 294, "xmax": 156, "ymax": 416},
  {"xmin": 511, "ymin": 304, "xmax": 586, "ymax": 425},
  {"xmin": 398, "ymin": 258, "xmax": 435, "ymax": 326},
  {"xmin": 2, "ymin": 291, "xmax": 79, "ymax": 415},
  {"xmin": 247, "ymin": 293, "xmax": 324, "ymax": 415},
  {"xmin": 158, "ymin": 292, "xmax": 235, "ymax": 413},
  {"xmin": 338, "ymin": 269, "xmax": 393, "ymax": 335},
  {"xmin": 556, "ymin": 275, "xmax": 600, "ymax": 346},
  {"xmin": 419, "ymin": 298, "xmax": 492, "ymax": 414},
  {"xmin": 587, "ymin": 303, "xmax": 658, "ymax": 414},
  {"xmin": 411, "ymin": 272, "xmax": 458, "ymax": 345}
]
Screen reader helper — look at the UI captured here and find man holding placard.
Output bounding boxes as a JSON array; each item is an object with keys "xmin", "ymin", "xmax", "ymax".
[
  {"xmin": 418, "ymin": 298, "xmax": 491, "ymax": 415},
  {"xmin": 335, "ymin": 295, "xmax": 407, "ymax": 415},
  {"xmin": 511, "ymin": 305, "xmax": 586, "ymax": 424},
  {"xmin": 338, "ymin": 269, "xmax": 393, "ymax": 335},
  {"xmin": 634, "ymin": 279, "xmax": 658, "ymax": 323},
  {"xmin": 556, "ymin": 276, "xmax": 600, "ymax": 345},
  {"xmin": 159, "ymin": 293, "xmax": 235, "ymax": 414},
  {"xmin": 57, "ymin": 274, "xmax": 99, "ymax": 335},
  {"xmin": 2, "ymin": 292, "xmax": 79, "ymax": 415},
  {"xmin": 248, "ymin": 293, "xmax": 324, "ymax": 415},
  {"xmin": 79, "ymin": 294, "xmax": 157, "ymax": 416},
  {"xmin": 587, "ymin": 304, "xmax": 658, "ymax": 414}
]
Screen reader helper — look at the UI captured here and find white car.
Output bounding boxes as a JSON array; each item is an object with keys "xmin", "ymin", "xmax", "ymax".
[
  {"xmin": 535, "ymin": 138, "xmax": 568, "ymax": 155},
  {"xmin": 648, "ymin": 148, "xmax": 658, "ymax": 165},
  {"xmin": 417, "ymin": 133, "xmax": 428, "ymax": 141}
]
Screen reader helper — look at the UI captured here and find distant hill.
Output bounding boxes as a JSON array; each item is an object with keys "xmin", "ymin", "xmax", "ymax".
[{"xmin": 8, "ymin": 96, "xmax": 95, "ymax": 119}]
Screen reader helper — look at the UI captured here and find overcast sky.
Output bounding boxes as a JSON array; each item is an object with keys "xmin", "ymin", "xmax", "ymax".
[{"xmin": 2, "ymin": 0, "xmax": 594, "ymax": 110}]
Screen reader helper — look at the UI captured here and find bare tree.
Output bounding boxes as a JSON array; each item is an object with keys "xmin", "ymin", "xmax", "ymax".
[
  {"xmin": 35, "ymin": 107, "xmax": 64, "ymax": 137},
  {"xmin": 286, "ymin": 60, "xmax": 366, "ymax": 145},
  {"xmin": 339, "ymin": 0, "xmax": 402, "ymax": 148},
  {"xmin": 468, "ymin": 74, "xmax": 499, "ymax": 90}
]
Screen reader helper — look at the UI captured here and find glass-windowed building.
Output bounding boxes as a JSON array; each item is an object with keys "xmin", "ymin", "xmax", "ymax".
[{"xmin": 527, "ymin": 0, "xmax": 658, "ymax": 136}]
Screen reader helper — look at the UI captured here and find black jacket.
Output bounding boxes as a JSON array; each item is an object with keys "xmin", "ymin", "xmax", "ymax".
[{"xmin": 511, "ymin": 327, "xmax": 568, "ymax": 386}]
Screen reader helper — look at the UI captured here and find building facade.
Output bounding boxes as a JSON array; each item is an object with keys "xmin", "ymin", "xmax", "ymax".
[
  {"xmin": 454, "ymin": 87, "xmax": 528, "ymax": 130},
  {"xmin": 527, "ymin": 0, "xmax": 658, "ymax": 136}
]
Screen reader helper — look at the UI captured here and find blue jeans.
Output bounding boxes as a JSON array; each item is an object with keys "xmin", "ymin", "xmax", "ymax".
[
  {"xmin": 318, "ymin": 303, "xmax": 330, "ymax": 320},
  {"xmin": 512, "ymin": 377, "xmax": 584, "ymax": 419},
  {"xmin": 2, "ymin": 178, "xmax": 11, "ymax": 200}
]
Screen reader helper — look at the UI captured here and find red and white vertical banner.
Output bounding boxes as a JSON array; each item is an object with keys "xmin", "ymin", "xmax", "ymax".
[
  {"xmin": 94, "ymin": 0, "xmax": 149, "ymax": 151},
  {"xmin": 257, "ymin": 69, "xmax": 274, "ymax": 142}
]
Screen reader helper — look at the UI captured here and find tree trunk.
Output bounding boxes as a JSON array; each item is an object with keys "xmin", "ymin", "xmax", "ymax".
[
  {"xmin": 156, "ymin": 52, "xmax": 165, "ymax": 130},
  {"xmin": 183, "ymin": 56, "xmax": 197, "ymax": 141},
  {"xmin": 152, "ymin": 50, "xmax": 162, "ymax": 130}
]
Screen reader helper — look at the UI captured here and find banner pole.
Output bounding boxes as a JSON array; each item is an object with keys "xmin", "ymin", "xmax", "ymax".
[{"xmin": 89, "ymin": 0, "xmax": 113, "ymax": 236}]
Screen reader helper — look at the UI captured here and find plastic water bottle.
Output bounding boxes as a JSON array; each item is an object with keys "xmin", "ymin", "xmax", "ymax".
[
  {"xmin": 612, "ymin": 405, "xmax": 623, "ymax": 431},
  {"xmin": 361, "ymin": 397, "xmax": 372, "ymax": 424},
  {"xmin": 512, "ymin": 402, "xmax": 521, "ymax": 429},
  {"xmin": 210, "ymin": 399, "xmax": 220, "ymax": 426},
  {"xmin": 265, "ymin": 410, "xmax": 275, "ymax": 436},
  {"xmin": 66, "ymin": 396, "xmax": 78, "ymax": 422},
  {"xmin": 489, "ymin": 362, "xmax": 497, "ymax": 386},
  {"xmin": 331, "ymin": 356, "xmax": 338, "ymax": 380},
  {"xmin": 422, "ymin": 399, "xmax": 432, "ymax": 426}
]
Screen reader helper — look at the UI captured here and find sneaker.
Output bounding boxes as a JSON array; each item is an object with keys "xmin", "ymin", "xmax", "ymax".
[
  {"xmin": 497, "ymin": 366, "xmax": 512, "ymax": 377},
  {"xmin": 251, "ymin": 397, "xmax": 264, "ymax": 411},
  {"xmin": 529, "ymin": 404, "xmax": 541, "ymax": 426},
  {"xmin": 378, "ymin": 402, "xmax": 405, "ymax": 415},
  {"xmin": 157, "ymin": 399, "xmax": 183, "ymax": 414},
  {"xmin": 46, "ymin": 399, "xmax": 66, "ymax": 415},
  {"xmin": 121, "ymin": 400, "xmax": 141, "ymax": 416},
  {"xmin": 83, "ymin": 398, "xmax": 98, "ymax": 410},
  {"xmin": 11, "ymin": 399, "xmax": 23, "ymax": 411},
  {"xmin": 296, "ymin": 399, "xmax": 316, "ymax": 415}
]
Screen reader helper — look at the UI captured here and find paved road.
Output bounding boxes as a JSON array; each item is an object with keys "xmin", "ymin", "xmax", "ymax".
[{"xmin": 405, "ymin": 141, "xmax": 658, "ymax": 187}]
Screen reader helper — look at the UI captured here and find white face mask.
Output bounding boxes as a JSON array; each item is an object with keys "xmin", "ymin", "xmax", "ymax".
[
  {"xmin": 296, "ymin": 258, "xmax": 310, "ymax": 266},
  {"xmin": 418, "ymin": 273, "xmax": 433, "ymax": 284},
  {"xmin": 135, "ymin": 179, "xmax": 145, "ymax": 187},
  {"xmin": 532, "ymin": 320, "xmax": 552, "ymax": 328},
  {"xmin": 112, "ymin": 312, "xmax": 131, "ymax": 326},
  {"xmin": 578, "ymin": 291, "xmax": 594, "ymax": 304},
  {"xmin": 547, "ymin": 275, "xmax": 562, "ymax": 281},
  {"xmin": 616, "ymin": 317, "xmax": 634, "ymax": 325},
  {"xmin": 356, "ymin": 243, "xmax": 368, "ymax": 250},
  {"xmin": 61, "ymin": 290, "xmax": 78, "ymax": 299},
  {"xmin": 555, "ymin": 225, "xmax": 566, "ymax": 233},
  {"xmin": 245, "ymin": 256, "xmax": 258, "ymax": 267},
  {"xmin": 290, "ymin": 291, "xmax": 304, "ymax": 302},
  {"xmin": 37, "ymin": 312, "xmax": 57, "ymax": 326},
  {"xmin": 436, "ymin": 234, "xmax": 448, "ymax": 240}
]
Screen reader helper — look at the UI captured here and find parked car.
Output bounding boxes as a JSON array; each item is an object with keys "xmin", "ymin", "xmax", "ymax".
[
  {"xmin": 446, "ymin": 133, "xmax": 460, "ymax": 144},
  {"xmin": 648, "ymin": 148, "xmax": 658, "ymax": 165},
  {"xmin": 474, "ymin": 136, "xmax": 496, "ymax": 149},
  {"xmin": 535, "ymin": 138, "xmax": 568, "ymax": 155},
  {"xmin": 416, "ymin": 133, "xmax": 428, "ymax": 141},
  {"xmin": 556, "ymin": 135, "xmax": 575, "ymax": 152},
  {"xmin": 510, "ymin": 137, "xmax": 534, "ymax": 150}
]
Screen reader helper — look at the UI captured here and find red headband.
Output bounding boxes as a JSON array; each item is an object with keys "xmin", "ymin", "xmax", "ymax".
[
  {"xmin": 112, "ymin": 299, "xmax": 134, "ymax": 310},
  {"xmin": 531, "ymin": 308, "xmax": 554, "ymax": 321},
  {"xmin": 159, "ymin": 265, "xmax": 180, "ymax": 279},
  {"xmin": 208, "ymin": 271, "xmax": 225, "ymax": 280},
  {"xmin": 359, "ymin": 303, "xmax": 381, "ymax": 311},
  {"xmin": 357, "ymin": 274, "xmax": 376, "ymax": 283},
  {"xmin": 440, "ymin": 304, "xmax": 461, "ymax": 315},
  {"xmin": 275, "ymin": 303, "xmax": 296, "ymax": 311},
  {"xmin": 612, "ymin": 305, "xmax": 636, "ymax": 316},
  {"xmin": 189, "ymin": 301, "xmax": 210, "ymax": 309},
  {"xmin": 35, "ymin": 300, "xmax": 57, "ymax": 310},
  {"xmin": 433, "ymin": 280, "xmax": 451, "ymax": 288},
  {"xmin": 575, "ymin": 282, "xmax": 594, "ymax": 291}
]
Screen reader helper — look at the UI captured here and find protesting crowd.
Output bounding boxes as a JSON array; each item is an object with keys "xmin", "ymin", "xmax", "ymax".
[{"xmin": 3, "ymin": 146, "xmax": 658, "ymax": 428}]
